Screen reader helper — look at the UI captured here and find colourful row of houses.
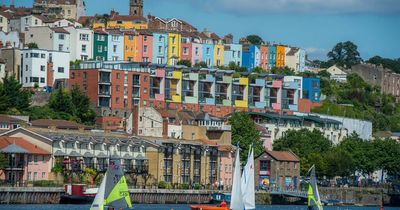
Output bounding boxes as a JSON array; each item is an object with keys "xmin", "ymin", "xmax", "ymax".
[{"xmin": 69, "ymin": 61, "xmax": 320, "ymax": 121}]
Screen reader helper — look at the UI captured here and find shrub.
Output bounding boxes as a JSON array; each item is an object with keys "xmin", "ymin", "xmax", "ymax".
[
  {"xmin": 29, "ymin": 180, "xmax": 62, "ymax": 187},
  {"xmin": 158, "ymin": 181, "xmax": 169, "ymax": 189}
]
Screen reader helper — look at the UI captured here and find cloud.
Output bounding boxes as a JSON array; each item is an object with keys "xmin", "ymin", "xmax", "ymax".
[
  {"xmin": 173, "ymin": 0, "xmax": 400, "ymax": 15},
  {"xmin": 305, "ymin": 47, "xmax": 329, "ymax": 60}
]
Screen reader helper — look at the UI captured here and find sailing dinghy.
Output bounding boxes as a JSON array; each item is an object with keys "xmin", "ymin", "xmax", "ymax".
[
  {"xmin": 90, "ymin": 159, "xmax": 132, "ymax": 210},
  {"xmin": 307, "ymin": 165, "xmax": 323, "ymax": 210}
]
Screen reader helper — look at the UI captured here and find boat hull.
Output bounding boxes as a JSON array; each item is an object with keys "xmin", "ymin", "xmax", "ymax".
[
  {"xmin": 60, "ymin": 194, "xmax": 95, "ymax": 204},
  {"xmin": 190, "ymin": 205, "xmax": 229, "ymax": 210}
]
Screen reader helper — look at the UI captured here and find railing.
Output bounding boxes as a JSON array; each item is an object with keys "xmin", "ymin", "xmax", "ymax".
[{"xmin": 5, "ymin": 161, "xmax": 25, "ymax": 170}]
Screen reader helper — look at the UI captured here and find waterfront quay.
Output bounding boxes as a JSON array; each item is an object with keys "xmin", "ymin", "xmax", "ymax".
[{"xmin": 0, "ymin": 187, "xmax": 398, "ymax": 206}]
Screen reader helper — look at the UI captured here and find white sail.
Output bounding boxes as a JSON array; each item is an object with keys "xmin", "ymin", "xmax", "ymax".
[
  {"xmin": 90, "ymin": 173, "xmax": 107, "ymax": 210},
  {"xmin": 230, "ymin": 147, "xmax": 244, "ymax": 210},
  {"xmin": 241, "ymin": 147, "xmax": 255, "ymax": 210}
]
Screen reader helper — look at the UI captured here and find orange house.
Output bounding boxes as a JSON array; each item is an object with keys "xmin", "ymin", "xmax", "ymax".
[
  {"xmin": 276, "ymin": 45, "xmax": 286, "ymax": 68},
  {"xmin": 123, "ymin": 31, "xmax": 137, "ymax": 62}
]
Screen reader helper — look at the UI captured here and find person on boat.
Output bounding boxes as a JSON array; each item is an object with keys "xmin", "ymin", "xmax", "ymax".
[{"xmin": 220, "ymin": 200, "xmax": 227, "ymax": 207}]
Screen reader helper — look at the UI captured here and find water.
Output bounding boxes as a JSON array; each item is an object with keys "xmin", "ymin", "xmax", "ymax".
[{"xmin": 0, "ymin": 205, "xmax": 397, "ymax": 210}]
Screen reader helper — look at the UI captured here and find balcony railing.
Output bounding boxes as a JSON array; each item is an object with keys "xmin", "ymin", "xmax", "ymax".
[{"xmin": 5, "ymin": 161, "xmax": 25, "ymax": 170}]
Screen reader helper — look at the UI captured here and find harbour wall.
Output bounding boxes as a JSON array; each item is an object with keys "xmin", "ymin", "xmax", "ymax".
[{"xmin": 0, "ymin": 187, "xmax": 398, "ymax": 206}]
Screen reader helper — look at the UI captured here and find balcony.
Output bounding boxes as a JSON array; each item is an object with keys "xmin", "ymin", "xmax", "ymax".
[
  {"xmin": 5, "ymin": 161, "xmax": 25, "ymax": 170},
  {"xmin": 204, "ymin": 124, "xmax": 232, "ymax": 131},
  {"xmin": 99, "ymin": 90, "xmax": 111, "ymax": 97},
  {"xmin": 283, "ymin": 82, "xmax": 301, "ymax": 89}
]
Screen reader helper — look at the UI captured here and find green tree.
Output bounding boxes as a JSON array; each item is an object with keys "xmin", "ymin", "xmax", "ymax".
[
  {"xmin": 327, "ymin": 41, "xmax": 362, "ymax": 68},
  {"xmin": 177, "ymin": 60, "xmax": 192, "ymax": 67},
  {"xmin": 273, "ymin": 129, "xmax": 333, "ymax": 175},
  {"xmin": 271, "ymin": 67, "xmax": 295, "ymax": 76},
  {"xmin": 324, "ymin": 147, "xmax": 354, "ymax": 178},
  {"xmin": 253, "ymin": 66, "xmax": 265, "ymax": 73},
  {"xmin": 228, "ymin": 112, "xmax": 262, "ymax": 162},
  {"xmin": 0, "ymin": 153, "xmax": 8, "ymax": 174},
  {"xmin": 367, "ymin": 56, "xmax": 400, "ymax": 73},
  {"xmin": 27, "ymin": 43, "xmax": 38, "ymax": 49},
  {"xmin": 0, "ymin": 76, "xmax": 32, "ymax": 114},
  {"xmin": 70, "ymin": 86, "xmax": 96, "ymax": 125},
  {"xmin": 194, "ymin": 61, "xmax": 208, "ymax": 68},
  {"xmin": 373, "ymin": 138, "xmax": 400, "ymax": 177},
  {"xmin": 49, "ymin": 86, "xmax": 74, "ymax": 114},
  {"xmin": 245, "ymin": 35, "xmax": 264, "ymax": 45},
  {"xmin": 337, "ymin": 133, "xmax": 376, "ymax": 175}
]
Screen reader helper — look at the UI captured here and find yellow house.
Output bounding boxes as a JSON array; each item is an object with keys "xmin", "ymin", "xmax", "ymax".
[
  {"xmin": 92, "ymin": 12, "xmax": 148, "ymax": 30},
  {"xmin": 234, "ymin": 77, "xmax": 249, "ymax": 108},
  {"xmin": 213, "ymin": 42, "xmax": 224, "ymax": 67},
  {"xmin": 167, "ymin": 33, "xmax": 181, "ymax": 65},
  {"xmin": 123, "ymin": 31, "xmax": 137, "ymax": 61}
]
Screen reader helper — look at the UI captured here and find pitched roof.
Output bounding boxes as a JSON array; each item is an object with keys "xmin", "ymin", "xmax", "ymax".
[
  {"xmin": 265, "ymin": 150, "xmax": 299, "ymax": 162},
  {"xmin": 0, "ymin": 11, "xmax": 14, "ymax": 19},
  {"xmin": 31, "ymin": 119, "xmax": 89, "ymax": 130},
  {"xmin": 34, "ymin": 0, "xmax": 77, "ymax": 5},
  {"xmin": 0, "ymin": 115, "xmax": 24, "ymax": 124},
  {"xmin": 109, "ymin": 14, "xmax": 147, "ymax": 22},
  {"xmin": 0, "ymin": 137, "xmax": 50, "ymax": 154},
  {"xmin": 286, "ymin": 48, "xmax": 299, "ymax": 56},
  {"xmin": 51, "ymin": 27, "xmax": 69, "ymax": 34}
]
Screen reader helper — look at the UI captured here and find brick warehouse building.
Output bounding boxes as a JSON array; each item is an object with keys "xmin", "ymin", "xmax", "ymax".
[{"xmin": 69, "ymin": 61, "xmax": 320, "ymax": 133}]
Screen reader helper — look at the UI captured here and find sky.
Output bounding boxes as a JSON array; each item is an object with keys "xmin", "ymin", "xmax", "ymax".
[{"xmin": 7, "ymin": 0, "xmax": 400, "ymax": 60}]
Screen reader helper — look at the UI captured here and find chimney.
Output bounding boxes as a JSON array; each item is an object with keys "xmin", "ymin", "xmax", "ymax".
[{"xmin": 0, "ymin": 41, "xmax": 3, "ymax": 49}]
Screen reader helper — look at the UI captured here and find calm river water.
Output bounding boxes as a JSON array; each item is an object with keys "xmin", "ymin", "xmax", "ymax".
[{"xmin": 0, "ymin": 205, "xmax": 397, "ymax": 210}]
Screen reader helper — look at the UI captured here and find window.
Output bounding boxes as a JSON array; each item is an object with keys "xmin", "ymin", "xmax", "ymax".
[
  {"xmin": 59, "ymin": 34, "xmax": 65, "ymax": 40},
  {"xmin": 117, "ymin": 20, "xmax": 122, "ymax": 24},
  {"xmin": 206, "ymin": 47, "xmax": 210, "ymax": 55},
  {"xmin": 144, "ymin": 45, "xmax": 147, "ymax": 53},
  {"xmin": 83, "ymin": 72, "xmax": 87, "ymax": 80},
  {"xmin": 217, "ymin": 48, "xmax": 220, "ymax": 56},
  {"xmin": 41, "ymin": 53, "xmax": 45, "ymax": 58},
  {"xmin": 116, "ymin": 97, "xmax": 120, "ymax": 104},
  {"xmin": 68, "ymin": 10, "xmax": 71, "ymax": 15},
  {"xmin": 34, "ymin": 155, "xmax": 38, "ymax": 163},
  {"xmin": 116, "ymin": 85, "xmax": 120, "ymax": 92},
  {"xmin": 113, "ymin": 45, "xmax": 117, "ymax": 53},
  {"xmin": 183, "ymin": 47, "xmax": 188, "ymax": 55},
  {"xmin": 30, "ymin": 53, "xmax": 39, "ymax": 58},
  {"xmin": 34, "ymin": 19, "xmax": 38, "ymax": 25},
  {"xmin": 116, "ymin": 73, "xmax": 120, "ymax": 79},
  {"xmin": 195, "ymin": 47, "xmax": 199, "ymax": 55},
  {"xmin": 0, "ymin": 17, "xmax": 2, "ymax": 23},
  {"xmin": 58, "ymin": 67, "xmax": 64, "ymax": 73},
  {"xmin": 33, "ymin": 172, "xmax": 37, "ymax": 180},
  {"xmin": 40, "ymin": 65, "xmax": 45, "ymax": 71},
  {"xmin": 158, "ymin": 35, "xmax": 163, "ymax": 42},
  {"xmin": 28, "ymin": 172, "xmax": 32, "ymax": 181},
  {"xmin": 260, "ymin": 160, "xmax": 270, "ymax": 171},
  {"xmin": 144, "ymin": 35, "xmax": 147, "ymax": 41},
  {"xmin": 158, "ymin": 46, "xmax": 162, "ymax": 54},
  {"xmin": 97, "ymin": 35, "xmax": 105, "ymax": 41},
  {"xmin": 58, "ymin": 44, "xmax": 63, "ymax": 51},
  {"xmin": 30, "ymin": 77, "xmax": 39, "ymax": 83},
  {"xmin": 80, "ymin": 34, "xmax": 89, "ymax": 41},
  {"xmin": 112, "ymin": 35, "xmax": 119, "ymax": 41},
  {"xmin": 172, "ymin": 46, "xmax": 175, "ymax": 54},
  {"xmin": 98, "ymin": 45, "xmax": 102, "ymax": 52},
  {"xmin": 128, "ymin": 35, "xmax": 134, "ymax": 40},
  {"xmin": 81, "ymin": 44, "xmax": 87, "ymax": 53},
  {"xmin": 172, "ymin": 36, "xmax": 176, "ymax": 44}
]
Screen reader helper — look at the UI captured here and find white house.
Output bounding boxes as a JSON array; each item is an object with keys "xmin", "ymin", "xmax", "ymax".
[
  {"xmin": 25, "ymin": 26, "xmax": 70, "ymax": 52},
  {"xmin": 47, "ymin": 19, "xmax": 82, "ymax": 28},
  {"xmin": 0, "ymin": 31, "xmax": 22, "ymax": 48},
  {"xmin": 106, "ymin": 30, "xmax": 124, "ymax": 61},
  {"xmin": 21, "ymin": 49, "xmax": 70, "ymax": 89},
  {"xmin": 0, "ymin": 58, "xmax": 5, "ymax": 82},
  {"xmin": 326, "ymin": 65, "xmax": 348, "ymax": 83},
  {"xmin": 285, "ymin": 47, "xmax": 306, "ymax": 72},
  {"xmin": 65, "ymin": 26, "xmax": 93, "ymax": 61},
  {"xmin": 20, "ymin": 15, "xmax": 46, "ymax": 32},
  {"xmin": 0, "ymin": 12, "xmax": 12, "ymax": 33}
]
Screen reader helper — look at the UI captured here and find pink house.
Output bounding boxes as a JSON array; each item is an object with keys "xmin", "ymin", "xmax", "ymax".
[
  {"xmin": 136, "ymin": 32, "xmax": 153, "ymax": 63},
  {"xmin": 181, "ymin": 42, "xmax": 193, "ymax": 63},
  {"xmin": 191, "ymin": 43, "xmax": 203, "ymax": 65},
  {"xmin": 0, "ymin": 137, "xmax": 52, "ymax": 185},
  {"xmin": 219, "ymin": 145, "xmax": 234, "ymax": 190}
]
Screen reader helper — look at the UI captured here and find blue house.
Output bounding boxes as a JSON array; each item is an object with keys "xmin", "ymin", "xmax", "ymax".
[
  {"xmin": 153, "ymin": 32, "xmax": 168, "ymax": 64},
  {"xmin": 302, "ymin": 78, "xmax": 321, "ymax": 103},
  {"xmin": 202, "ymin": 43, "xmax": 214, "ymax": 67},
  {"xmin": 242, "ymin": 45, "xmax": 260, "ymax": 71},
  {"xmin": 268, "ymin": 45, "xmax": 277, "ymax": 69},
  {"xmin": 224, "ymin": 44, "xmax": 242, "ymax": 67}
]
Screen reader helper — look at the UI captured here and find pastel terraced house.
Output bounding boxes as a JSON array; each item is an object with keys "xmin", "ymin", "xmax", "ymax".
[
  {"xmin": 136, "ymin": 31, "xmax": 153, "ymax": 63},
  {"xmin": 93, "ymin": 29, "xmax": 108, "ymax": 61},
  {"xmin": 152, "ymin": 32, "xmax": 168, "ymax": 64},
  {"xmin": 168, "ymin": 32, "xmax": 181, "ymax": 65},
  {"xmin": 276, "ymin": 45, "xmax": 286, "ymax": 68},
  {"xmin": 224, "ymin": 44, "xmax": 242, "ymax": 66},
  {"xmin": 106, "ymin": 29, "xmax": 124, "ymax": 61},
  {"xmin": 123, "ymin": 31, "xmax": 137, "ymax": 62}
]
